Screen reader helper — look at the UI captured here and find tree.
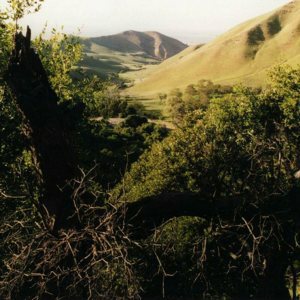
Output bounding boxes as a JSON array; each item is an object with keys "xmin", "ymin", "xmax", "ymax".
[
  {"xmin": 34, "ymin": 27, "xmax": 83, "ymax": 101},
  {"xmin": 5, "ymin": 0, "xmax": 44, "ymax": 23},
  {"xmin": 0, "ymin": 24, "xmax": 167, "ymax": 298},
  {"xmin": 158, "ymin": 92, "xmax": 167, "ymax": 104},
  {"xmin": 166, "ymin": 88, "xmax": 185, "ymax": 122},
  {"xmin": 166, "ymin": 82, "xmax": 233, "ymax": 124},
  {"xmin": 118, "ymin": 75, "xmax": 300, "ymax": 299}
]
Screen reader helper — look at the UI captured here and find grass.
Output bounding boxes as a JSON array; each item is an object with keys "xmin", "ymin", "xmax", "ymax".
[
  {"xmin": 79, "ymin": 42, "xmax": 159, "ymax": 76},
  {"xmin": 125, "ymin": 1, "xmax": 300, "ymax": 99},
  {"xmin": 126, "ymin": 95, "xmax": 168, "ymax": 119}
]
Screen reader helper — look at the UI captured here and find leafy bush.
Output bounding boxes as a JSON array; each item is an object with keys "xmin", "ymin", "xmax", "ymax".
[
  {"xmin": 116, "ymin": 66, "xmax": 300, "ymax": 298},
  {"xmin": 166, "ymin": 80, "xmax": 233, "ymax": 123}
]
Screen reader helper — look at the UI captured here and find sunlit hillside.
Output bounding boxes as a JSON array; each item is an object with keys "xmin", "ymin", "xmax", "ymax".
[{"xmin": 127, "ymin": 0, "xmax": 300, "ymax": 97}]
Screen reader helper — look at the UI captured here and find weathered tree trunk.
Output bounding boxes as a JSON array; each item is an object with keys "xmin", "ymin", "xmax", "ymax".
[
  {"xmin": 124, "ymin": 192, "xmax": 239, "ymax": 238},
  {"xmin": 125, "ymin": 189, "xmax": 299, "ymax": 240},
  {"xmin": 5, "ymin": 27, "xmax": 78, "ymax": 232}
]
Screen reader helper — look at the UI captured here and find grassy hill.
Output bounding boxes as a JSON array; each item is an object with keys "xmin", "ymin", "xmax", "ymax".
[
  {"xmin": 127, "ymin": 0, "xmax": 300, "ymax": 97},
  {"xmin": 79, "ymin": 31, "xmax": 187, "ymax": 76}
]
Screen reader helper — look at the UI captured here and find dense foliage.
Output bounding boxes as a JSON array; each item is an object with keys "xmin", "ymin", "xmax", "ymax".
[
  {"xmin": 0, "ymin": 4, "xmax": 168, "ymax": 298},
  {"xmin": 0, "ymin": 1, "xmax": 299, "ymax": 299},
  {"xmin": 115, "ymin": 68, "xmax": 300, "ymax": 297},
  {"xmin": 166, "ymin": 80, "xmax": 233, "ymax": 123},
  {"xmin": 121, "ymin": 76, "xmax": 299, "ymax": 200}
]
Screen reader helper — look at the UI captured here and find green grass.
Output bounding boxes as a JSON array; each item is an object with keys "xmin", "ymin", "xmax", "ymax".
[{"xmin": 125, "ymin": 95, "xmax": 168, "ymax": 119}]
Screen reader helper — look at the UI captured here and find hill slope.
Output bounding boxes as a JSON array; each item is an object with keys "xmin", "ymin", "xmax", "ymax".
[
  {"xmin": 79, "ymin": 31, "xmax": 188, "ymax": 76},
  {"xmin": 128, "ymin": 1, "xmax": 300, "ymax": 96},
  {"xmin": 84, "ymin": 30, "xmax": 188, "ymax": 60}
]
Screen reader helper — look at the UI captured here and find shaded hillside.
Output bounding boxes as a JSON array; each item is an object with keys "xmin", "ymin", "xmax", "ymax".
[
  {"xmin": 127, "ymin": 1, "xmax": 300, "ymax": 96},
  {"xmin": 79, "ymin": 31, "xmax": 187, "ymax": 76}
]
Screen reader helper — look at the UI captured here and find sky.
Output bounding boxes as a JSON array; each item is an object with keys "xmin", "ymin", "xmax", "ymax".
[{"xmin": 2, "ymin": 0, "xmax": 292, "ymax": 44}]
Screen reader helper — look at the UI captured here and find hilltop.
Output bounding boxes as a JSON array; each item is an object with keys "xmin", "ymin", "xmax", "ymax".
[
  {"xmin": 79, "ymin": 31, "xmax": 187, "ymax": 76},
  {"xmin": 127, "ymin": 0, "xmax": 300, "ymax": 97},
  {"xmin": 84, "ymin": 30, "xmax": 188, "ymax": 60}
]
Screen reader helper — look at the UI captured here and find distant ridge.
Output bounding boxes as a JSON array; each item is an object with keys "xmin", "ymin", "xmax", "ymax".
[
  {"xmin": 83, "ymin": 30, "xmax": 188, "ymax": 60},
  {"xmin": 128, "ymin": 1, "xmax": 300, "ymax": 96},
  {"xmin": 79, "ymin": 31, "xmax": 188, "ymax": 76}
]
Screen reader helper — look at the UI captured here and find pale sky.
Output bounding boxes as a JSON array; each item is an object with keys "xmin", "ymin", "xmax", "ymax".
[{"xmin": 2, "ymin": 0, "xmax": 292, "ymax": 44}]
